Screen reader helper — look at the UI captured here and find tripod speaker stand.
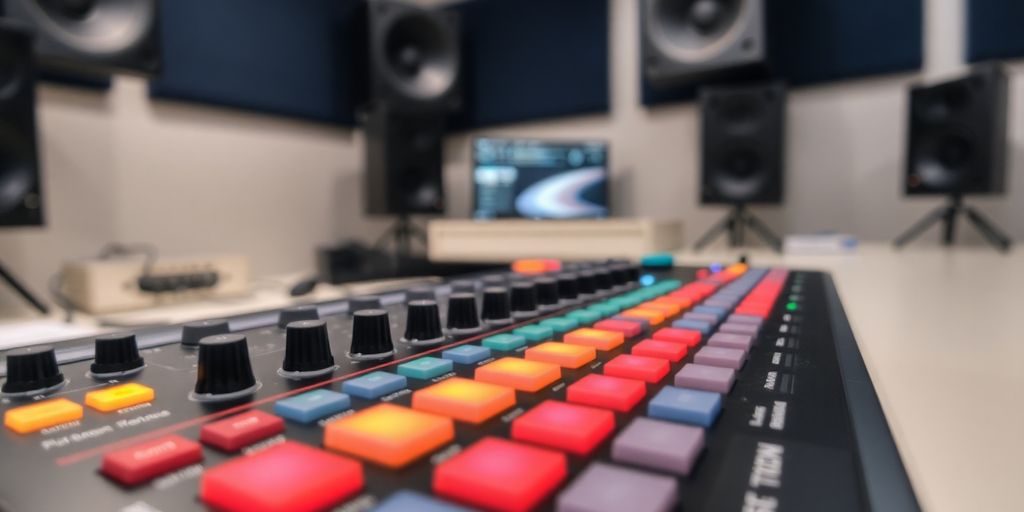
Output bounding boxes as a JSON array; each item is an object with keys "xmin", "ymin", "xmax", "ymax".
[
  {"xmin": 693, "ymin": 203, "xmax": 782, "ymax": 252},
  {"xmin": 0, "ymin": 260, "xmax": 48, "ymax": 314},
  {"xmin": 893, "ymin": 194, "xmax": 1012, "ymax": 252}
]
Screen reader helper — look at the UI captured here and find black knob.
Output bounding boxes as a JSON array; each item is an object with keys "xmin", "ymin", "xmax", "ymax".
[
  {"xmin": 406, "ymin": 286, "xmax": 437, "ymax": 303},
  {"xmin": 192, "ymin": 334, "xmax": 259, "ymax": 400},
  {"xmin": 280, "ymin": 320, "xmax": 335, "ymax": 378},
  {"xmin": 90, "ymin": 333, "xmax": 145, "ymax": 377},
  {"xmin": 557, "ymin": 273, "xmax": 580, "ymax": 304},
  {"xmin": 592, "ymin": 267, "xmax": 613, "ymax": 293},
  {"xmin": 510, "ymin": 281, "xmax": 539, "ymax": 318},
  {"xmin": 625, "ymin": 264, "xmax": 641, "ymax": 283},
  {"xmin": 609, "ymin": 264, "xmax": 629, "ymax": 288},
  {"xmin": 278, "ymin": 305, "xmax": 319, "ymax": 328},
  {"xmin": 481, "ymin": 274, "xmax": 508, "ymax": 287},
  {"xmin": 349, "ymin": 295, "xmax": 382, "ymax": 314},
  {"xmin": 450, "ymin": 280, "xmax": 477, "ymax": 294},
  {"xmin": 535, "ymin": 277, "xmax": 560, "ymax": 311},
  {"xmin": 2, "ymin": 345, "xmax": 65, "ymax": 395},
  {"xmin": 446, "ymin": 292, "xmax": 482, "ymax": 335},
  {"xmin": 576, "ymin": 270, "xmax": 597, "ymax": 297},
  {"xmin": 349, "ymin": 309, "xmax": 395, "ymax": 360},
  {"xmin": 402, "ymin": 300, "xmax": 446, "ymax": 346},
  {"xmin": 181, "ymin": 319, "xmax": 230, "ymax": 348},
  {"xmin": 481, "ymin": 287, "xmax": 512, "ymax": 325}
]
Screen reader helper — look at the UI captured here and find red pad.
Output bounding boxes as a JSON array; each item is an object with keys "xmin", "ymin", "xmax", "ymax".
[
  {"xmin": 653, "ymin": 327, "xmax": 702, "ymax": 348},
  {"xmin": 200, "ymin": 441, "xmax": 364, "ymax": 512},
  {"xmin": 566, "ymin": 373, "xmax": 646, "ymax": 412},
  {"xmin": 593, "ymin": 319, "xmax": 643, "ymax": 338},
  {"xmin": 511, "ymin": 400, "xmax": 615, "ymax": 455},
  {"xmin": 101, "ymin": 435, "xmax": 203, "ymax": 486},
  {"xmin": 603, "ymin": 354, "xmax": 670, "ymax": 383},
  {"xmin": 632, "ymin": 338, "xmax": 688, "ymax": 362},
  {"xmin": 434, "ymin": 437, "xmax": 567, "ymax": 512},
  {"xmin": 200, "ymin": 410, "xmax": 285, "ymax": 452}
]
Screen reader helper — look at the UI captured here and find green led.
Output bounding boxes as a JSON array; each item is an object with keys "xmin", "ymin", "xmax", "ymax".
[{"xmin": 786, "ymin": 302, "xmax": 798, "ymax": 311}]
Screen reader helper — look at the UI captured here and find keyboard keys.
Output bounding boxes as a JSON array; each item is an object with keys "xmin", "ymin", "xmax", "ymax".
[
  {"xmin": 102, "ymin": 435, "xmax": 203, "ymax": 486},
  {"xmin": 647, "ymin": 386, "xmax": 722, "ymax": 427},
  {"xmin": 476, "ymin": 357, "xmax": 561, "ymax": 392},
  {"xmin": 693, "ymin": 345, "xmax": 746, "ymax": 370},
  {"xmin": 674, "ymin": 364, "xmax": 736, "ymax": 394},
  {"xmin": 482, "ymin": 333, "xmax": 527, "ymax": 352},
  {"xmin": 563, "ymin": 328, "xmax": 625, "ymax": 351},
  {"xmin": 556, "ymin": 462, "xmax": 677, "ymax": 512},
  {"xmin": 200, "ymin": 410, "xmax": 285, "ymax": 452},
  {"xmin": 539, "ymin": 317, "xmax": 580, "ymax": 335},
  {"xmin": 442, "ymin": 345, "xmax": 492, "ymax": 364},
  {"xmin": 603, "ymin": 354, "xmax": 670, "ymax": 383},
  {"xmin": 670, "ymin": 318, "xmax": 712, "ymax": 335},
  {"xmin": 4, "ymin": 398, "xmax": 83, "ymax": 434},
  {"xmin": 593, "ymin": 319, "xmax": 643, "ymax": 337},
  {"xmin": 513, "ymin": 324, "xmax": 555, "ymax": 343},
  {"xmin": 342, "ymin": 371, "xmax": 407, "ymax": 399},
  {"xmin": 374, "ymin": 490, "xmax": 470, "ymax": 512},
  {"xmin": 525, "ymin": 342, "xmax": 596, "ymax": 369},
  {"xmin": 611, "ymin": 417, "xmax": 704, "ymax": 476},
  {"xmin": 200, "ymin": 441, "xmax": 363, "ymax": 512},
  {"xmin": 566, "ymin": 374, "xmax": 646, "ymax": 412},
  {"xmin": 631, "ymin": 339, "xmax": 688, "ymax": 362},
  {"xmin": 412, "ymin": 377, "xmax": 515, "ymax": 424},
  {"xmin": 84, "ymin": 383, "xmax": 155, "ymax": 412},
  {"xmin": 652, "ymin": 327, "xmax": 701, "ymax": 348},
  {"xmin": 274, "ymin": 389, "xmax": 351, "ymax": 424},
  {"xmin": 707, "ymin": 332, "xmax": 754, "ymax": 351},
  {"xmin": 324, "ymin": 403, "xmax": 454, "ymax": 468},
  {"xmin": 397, "ymin": 357, "xmax": 455, "ymax": 380},
  {"xmin": 511, "ymin": 400, "xmax": 615, "ymax": 455},
  {"xmin": 433, "ymin": 437, "xmax": 568, "ymax": 512}
]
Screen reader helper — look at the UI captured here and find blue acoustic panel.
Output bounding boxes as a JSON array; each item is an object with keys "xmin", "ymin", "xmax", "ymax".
[
  {"xmin": 447, "ymin": 0, "xmax": 609, "ymax": 129},
  {"xmin": 966, "ymin": 0, "xmax": 1024, "ymax": 62},
  {"xmin": 642, "ymin": 0, "xmax": 923, "ymax": 106},
  {"xmin": 150, "ymin": 0, "xmax": 359, "ymax": 125}
]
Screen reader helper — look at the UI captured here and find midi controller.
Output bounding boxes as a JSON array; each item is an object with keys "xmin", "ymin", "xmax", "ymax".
[{"xmin": 0, "ymin": 259, "xmax": 918, "ymax": 511}]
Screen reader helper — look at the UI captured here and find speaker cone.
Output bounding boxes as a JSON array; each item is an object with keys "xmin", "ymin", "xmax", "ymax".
[
  {"xmin": 377, "ymin": 6, "xmax": 458, "ymax": 102},
  {"xmin": 912, "ymin": 126, "xmax": 975, "ymax": 190},
  {"xmin": 649, "ymin": 0, "xmax": 745, "ymax": 62},
  {"xmin": 709, "ymin": 142, "xmax": 767, "ymax": 201}
]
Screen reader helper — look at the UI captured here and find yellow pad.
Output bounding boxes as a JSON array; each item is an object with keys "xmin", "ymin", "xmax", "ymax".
[
  {"xmin": 412, "ymin": 377, "xmax": 516, "ymax": 424},
  {"xmin": 85, "ymin": 383, "xmax": 155, "ymax": 412},
  {"xmin": 4, "ymin": 398, "xmax": 83, "ymax": 434},
  {"xmin": 525, "ymin": 342, "xmax": 596, "ymax": 369},
  {"xmin": 475, "ymin": 357, "xmax": 561, "ymax": 392}
]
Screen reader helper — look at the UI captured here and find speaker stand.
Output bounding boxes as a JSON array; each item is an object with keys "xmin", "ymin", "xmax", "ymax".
[
  {"xmin": 0, "ymin": 259, "xmax": 49, "ymax": 314},
  {"xmin": 893, "ymin": 194, "xmax": 1012, "ymax": 252},
  {"xmin": 693, "ymin": 203, "xmax": 782, "ymax": 253},
  {"xmin": 374, "ymin": 215, "xmax": 429, "ymax": 268}
]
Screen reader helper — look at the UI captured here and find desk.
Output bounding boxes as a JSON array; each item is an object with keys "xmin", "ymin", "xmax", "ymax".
[{"xmin": 672, "ymin": 244, "xmax": 1024, "ymax": 512}]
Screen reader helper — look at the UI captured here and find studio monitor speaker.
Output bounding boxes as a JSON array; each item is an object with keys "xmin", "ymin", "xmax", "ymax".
[
  {"xmin": 2, "ymin": 0, "xmax": 161, "ymax": 75},
  {"xmin": 0, "ymin": 20, "xmax": 43, "ymax": 226},
  {"xmin": 642, "ymin": 0, "xmax": 765, "ymax": 87},
  {"xmin": 906, "ymin": 63, "xmax": 1007, "ymax": 196},
  {"xmin": 363, "ymin": 104, "xmax": 445, "ymax": 215},
  {"xmin": 700, "ymin": 81, "xmax": 785, "ymax": 204}
]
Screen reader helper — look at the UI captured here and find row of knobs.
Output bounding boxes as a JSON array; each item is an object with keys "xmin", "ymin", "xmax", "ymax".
[{"xmin": 2, "ymin": 262, "xmax": 638, "ymax": 398}]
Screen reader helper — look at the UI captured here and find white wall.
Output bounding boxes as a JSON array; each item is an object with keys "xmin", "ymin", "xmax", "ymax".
[{"xmin": 1, "ymin": 0, "xmax": 1021, "ymax": 312}]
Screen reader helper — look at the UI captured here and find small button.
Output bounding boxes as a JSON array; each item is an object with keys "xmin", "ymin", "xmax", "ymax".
[
  {"xmin": 674, "ymin": 364, "xmax": 736, "ymax": 394},
  {"xmin": 681, "ymin": 312, "xmax": 720, "ymax": 326},
  {"xmin": 442, "ymin": 345, "xmax": 492, "ymax": 365},
  {"xmin": 525, "ymin": 342, "xmax": 596, "ymax": 369},
  {"xmin": 670, "ymin": 319, "xmax": 712, "ymax": 335},
  {"xmin": 481, "ymin": 333, "xmax": 527, "ymax": 352},
  {"xmin": 511, "ymin": 400, "xmax": 615, "ymax": 455},
  {"xmin": 727, "ymin": 314, "xmax": 764, "ymax": 326},
  {"xmin": 412, "ymin": 377, "xmax": 515, "ymax": 424},
  {"xmin": 539, "ymin": 317, "xmax": 580, "ymax": 335},
  {"xmin": 621, "ymin": 308, "xmax": 665, "ymax": 326},
  {"xmin": 85, "ymin": 383, "xmax": 155, "ymax": 412},
  {"xmin": 397, "ymin": 357, "xmax": 454, "ymax": 380},
  {"xmin": 566, "ymin": 374, "xmax": 646, "ymax": 412},
  {"xmin": 200, "ymin": 410, "xmax": 285, "ymax": 452},
  {"xmin": 565, "ymin": 309, "xmax": 601, "ymax": 325},
  {"xmin": 611, "ymin": 417, "xmax": 704, "ymax": 476},
  {"xmin": 475, "ymin": 357, "xmax": 561, "ymax": 392},
  {"xmin": 4, "ymin": 398, "xmax": 83, "ymax": 434},
  {"xmin": 638, "ymin": 301, "xmax": 680, "ymax": 317},
  {"xmin": 592, "ymin": 319, "xmax": 643, "ymax": 337},
  {"xmin": 342, "ymin": 371, "xmax": 407, "ymax": 399},
  {"xmin": 324, "ymin": 403, "xmax": 454, "ymax": 468},
  {"xmin": 693, "ymin": 346, "xmax": 746, "ymax": 370},
  {"xmin": 375, "ymin": 490, "xmax": 470, "ymax": 512},
  {"xmin": 718, "ymin": 322, "xmax": 760, "ymax": 336},
  {"xmin": 631, "ymin": 339, "xmax": 688, "ymax": 362},
  {"xmin": 653, "ymin": 295, "xmax": 692, "ymax": 310},
  {"xmin": 647, "ymin": 386, "xmax": 721, "ymax": 427},
  {"xmin": 433, "ymin": 437, "xmax": 568, "ymax": 512},
  {"xmin": 603, "ymin": 355, "xmax": 669, "ymax": 384},
  {"xmin": 693, "ymin": 305, "xmax": 727, "ymax": 319},
  {"xmin": 512, "ymin": 324, "xmax": 554, "ymax": 343},
  {"xmin": 652, "ymin": 327, "xmax": 702, "ymax": 347},
  {"xmin": 563, "ymin": 328, "xmax": 625, "ymax": 351},
  {"xmin": 102, "ymin": 435, "xmax": 203, "ymax": 486},
  {"xmin": 200, "ymin": 441, "xmax": 363, "ymax": 512},
  {"xmin": 707, "ymin": 332, "xmax": 754, "ymax": 351},
  {"xmin": 274, "ymin": 389, "xmax": 351, "ymax": 424},
  {"xmin": 586, "ymin": 303, "xmax": 620, "ymax": 318},
  {"xmin": 556, "ymin": 462, "xmax": 677, "ymax": 512}
]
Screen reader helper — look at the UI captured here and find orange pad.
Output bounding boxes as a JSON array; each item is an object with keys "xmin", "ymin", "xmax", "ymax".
[
  {"xmin": 563, "ymin": 328, "xmax": 625, "ymax": 351},
  {"xmin": 525, "ymin": 342, "xmax": 596, "ymax": 369},
  {"xmin": 653, "ymin": 295, "xmax": 692, "ymax": 311},
  {"xmin": 621, "ymin": 308, "xmax": 666, "ymax": 326},
  {"xmin": 639, "ymin": 301, "xmax": 681, "ymax": 317},
  {"xmin": 4, "ymin": 398, "xmax": 83, "ymax": 434},
  {"xmin": 323, "ymin": 403, "xmax": 454, "ymax": 468},
  {"xmin": 412, "ymin": 377, "xmax": 516, "ymax": 424},
  {"xmin": 475, "ymin": 357, "xmax": 561, "ymax": 392},
  {"xmin": 512, "ymin": 259, "xmax": 561, "ymax": 275}
]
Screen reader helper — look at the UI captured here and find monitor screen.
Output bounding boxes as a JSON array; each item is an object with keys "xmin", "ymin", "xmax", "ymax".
[{"xmin": 472, "ymin": 138, "xmax": 610, "ymax": 219}]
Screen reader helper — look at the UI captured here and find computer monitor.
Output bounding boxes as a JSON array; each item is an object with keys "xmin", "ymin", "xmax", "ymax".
[{"xmin": 472, "ymin": 137, "xmax": 610, "ymax": 219}]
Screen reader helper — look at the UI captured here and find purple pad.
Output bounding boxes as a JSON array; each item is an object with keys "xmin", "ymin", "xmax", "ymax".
[
  {"xmin": 556, "ymin": 462, "xmax": 677, "ymax": 512},
  {"xmin": 694, "ymin": 346, "xmax": 746, "ymax": 370},
  {"xmin": 674, "ymin": 363, "xmax": 736, "ymax": 394},
  {"xmin": 611, "ymin": 417, "xmax": 705, "ymax": 476}
]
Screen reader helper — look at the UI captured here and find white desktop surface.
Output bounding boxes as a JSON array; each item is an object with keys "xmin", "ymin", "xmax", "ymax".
[{"xmin": 673, "ymin": 244, "xmax": 1023, "ymax": 512}]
